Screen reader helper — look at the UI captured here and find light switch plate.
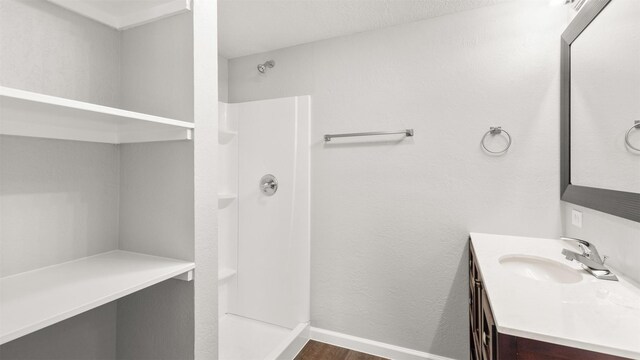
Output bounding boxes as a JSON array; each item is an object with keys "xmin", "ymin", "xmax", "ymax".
[{"xmin": 571, "ymin": 209, "xmax": 583, "ymax": 228}]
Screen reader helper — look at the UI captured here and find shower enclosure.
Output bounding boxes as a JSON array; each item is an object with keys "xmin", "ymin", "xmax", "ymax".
[{"xmin": 218, "ymin": 96, "xmax": 310, "ymax": 360}]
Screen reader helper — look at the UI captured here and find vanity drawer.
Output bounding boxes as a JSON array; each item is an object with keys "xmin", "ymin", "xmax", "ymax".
[{"xmin": 497, "ymin": 334, "xmax": 630, "ymax": 360}]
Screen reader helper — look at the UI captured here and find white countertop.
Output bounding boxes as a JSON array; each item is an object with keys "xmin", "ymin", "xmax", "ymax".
[{"xmin": 470, "ymin": 233, "xmax": 640, "ymax": 359}]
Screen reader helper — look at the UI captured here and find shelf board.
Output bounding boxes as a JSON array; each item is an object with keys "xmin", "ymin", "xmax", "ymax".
[
  {"xmin": 0, "ymin": 250, "xmax": 195, "ymax": 345},
  {"xmin": 218, "ymin": 193, "xmax": 237, "ymax": 208},
  {"xmin": 46, "ymin": 0, "xmax": 191, "ymax": 31},
  {"xmin": 0, "ymin": 86, "xmax": 194, "ymax": 144},
  {"xmin": 219, "ymin": 268, "xmax": 237, "ymax": 282},
  {"xmin": 219, "ymin": 129, "xmax": 238, "ymax": 144},
  {"xmin": 218, "ymin": 193, "xmax": 237, "ymax": 200}
]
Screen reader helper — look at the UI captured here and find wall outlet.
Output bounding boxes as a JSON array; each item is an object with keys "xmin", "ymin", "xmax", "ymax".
[{"xmin": 571, "ymin": 209, "xmax": 583, "ymax": 228}]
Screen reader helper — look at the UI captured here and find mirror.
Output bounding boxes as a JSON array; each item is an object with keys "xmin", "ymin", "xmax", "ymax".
[
  {"xmin": 561, "ymin": 0, "xmax": 640, "ymax": 222},
  {"xmin": 570, "ymin": 0, "xmax": 640, "ymax": 193}
]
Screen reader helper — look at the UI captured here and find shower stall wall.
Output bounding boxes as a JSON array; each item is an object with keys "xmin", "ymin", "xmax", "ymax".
[{"xmin": 218, "ymin": 96, "xmax": 310, "ymax": 360}]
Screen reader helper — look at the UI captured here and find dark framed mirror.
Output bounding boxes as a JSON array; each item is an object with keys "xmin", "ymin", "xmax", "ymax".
[{"xmin": 561, "ymin": 0, "xmax": 640, "ymax": 222}]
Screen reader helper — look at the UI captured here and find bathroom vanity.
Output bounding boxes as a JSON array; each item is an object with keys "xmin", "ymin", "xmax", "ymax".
[{"xmin": 468, "ymin": 233, "xmax": 640, "ymax": 360}]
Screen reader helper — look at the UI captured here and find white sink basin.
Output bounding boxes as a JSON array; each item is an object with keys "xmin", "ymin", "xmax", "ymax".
[{"xmin": 499, "ymin": 255, "xmax": 583, "ymax": 284}]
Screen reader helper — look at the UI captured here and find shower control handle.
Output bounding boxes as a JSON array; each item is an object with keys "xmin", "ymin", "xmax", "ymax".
[
  {"xmin": 259, "ymin": 174, "xmax": 278, "ymax": 196},
  {"xmin": 261, "ymin": 180, "xmax": 276, "ymax": 191}
]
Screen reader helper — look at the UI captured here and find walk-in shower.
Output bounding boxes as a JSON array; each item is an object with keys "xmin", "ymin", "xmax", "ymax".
[{"xmin": 218, "ymin": 96, "xmax": 310, "ymax": 360}]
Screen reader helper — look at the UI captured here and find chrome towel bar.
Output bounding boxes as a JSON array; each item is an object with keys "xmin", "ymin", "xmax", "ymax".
[{"xmin": 324, "ymin": 129, "xmax": 414, "ymax": 142}]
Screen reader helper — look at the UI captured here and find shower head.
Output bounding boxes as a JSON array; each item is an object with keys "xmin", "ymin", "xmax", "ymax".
[{"xmin": 257, "ymin": 60, "xmax": 275, "ymax": 73}]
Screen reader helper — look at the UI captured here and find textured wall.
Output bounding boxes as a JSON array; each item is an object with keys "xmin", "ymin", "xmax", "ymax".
[
  {"xmin": 0, "ymin": 136, "xmax": 119, "ymax": 277},
  {"xmin": 118, "ymin": 141, "xmax": 194, "ymax": 261},
  {"xmin": 120, "ymin": 12, "xmax": 194, "ymax": 121},
  {"xmin": 116, "ymin": 281, "xmax": 194, "ymax": 360},
  {"xmin": 228, "ymin": 2, "xmax": 566, "ymax": 359},
  {"xmin": 0, "ymin": 303, "xmax": 117, "ymax": 360},
  {"xmin": 0, "ymin": 0, "xmax": 121, "ymax": 107}
]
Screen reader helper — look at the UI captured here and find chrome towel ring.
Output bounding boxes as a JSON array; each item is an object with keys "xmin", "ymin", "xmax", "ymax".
[
  {"xmin": 481, "ymin": 126, "xmax": 511, "ymax": 154},
  {"xmin": 625, "ymin": 121, "xmax": 640, "ymax": 152}
]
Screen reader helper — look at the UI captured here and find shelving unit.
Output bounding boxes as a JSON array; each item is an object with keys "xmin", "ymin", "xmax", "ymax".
[
  {"xmin": 0, "ymin": 86, "xmax": 194, "ymax": 144},
  {"xmin": 46, "ymin": 0, "xmax": 191, "ymax": 31},
  {"xmin": 0, "ymin": 251, "xmax": 195, "ymax": 345},
  {"xmin": 0, "ymin": 0, "xmax": 217, "ymax": 356}
]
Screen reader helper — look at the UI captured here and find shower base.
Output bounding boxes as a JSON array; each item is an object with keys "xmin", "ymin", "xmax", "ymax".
[{"xmin": 219, "ymin": 314, "xmax": 309, "ymax": 360}]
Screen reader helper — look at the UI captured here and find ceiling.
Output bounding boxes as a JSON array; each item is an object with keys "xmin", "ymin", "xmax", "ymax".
[
  {"xmin": 218, "ymin": 0, "xmax": 507, "ymax": 59},
  {"xmin": 78, "ymin": 0, "xmax": 178, "ymax": 17}
]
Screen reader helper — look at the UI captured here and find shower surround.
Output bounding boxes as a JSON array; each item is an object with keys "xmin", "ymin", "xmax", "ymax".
[{"xmin": 218, "ymin": 96, "xmax": 310, "ymax": 360}]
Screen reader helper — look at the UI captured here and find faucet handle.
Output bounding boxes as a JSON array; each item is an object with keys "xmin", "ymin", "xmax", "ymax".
[
  {"xmin": 578, "ymin": 243, "xmax": 592, "ymax": 258},
  {"xmin": 560, "ymin": 236, "xmax": 590, "ymax": 247}
]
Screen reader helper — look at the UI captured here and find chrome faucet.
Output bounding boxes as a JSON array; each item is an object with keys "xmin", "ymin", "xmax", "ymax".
[{"xmin": 561, "ymin": 237, "xmax": 618, "ymax": 281}]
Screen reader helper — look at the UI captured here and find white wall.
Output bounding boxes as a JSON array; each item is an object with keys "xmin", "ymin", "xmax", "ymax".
[
  {"xmin": 0, "ymin": 0, "xmax": 121, "ymax": 108},
  {"xmin": 0, "ymin": 136, "xmax": 120, "ymax": 277},
  {"xmin": 228, "ymin": 2, "xmax": 566, "ymax": 359},
  {"xmin": 0, "ymin": 303, "xmax": 117, "ymax": 360},
  {"xmin": 562, "ymin": 204, "xmax": 640, "ymax": 283}
]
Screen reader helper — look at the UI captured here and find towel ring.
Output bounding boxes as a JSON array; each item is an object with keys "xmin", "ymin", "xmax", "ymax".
[
  {"xmin": 481, "ymin": 126, "xmax": 511, "ymax": 154},
  {"xmin": 625, "ymin": 121, "xmax": 640, "ymax": 152}
]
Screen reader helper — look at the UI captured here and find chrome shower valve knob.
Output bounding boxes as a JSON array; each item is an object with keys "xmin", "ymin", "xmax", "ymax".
[{"xmin": 259, "ymin": 174, "xmax": 278, "ymax": 196}]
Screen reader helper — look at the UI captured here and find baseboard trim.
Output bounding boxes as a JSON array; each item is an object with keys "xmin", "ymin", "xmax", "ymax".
[{"xmin": 309, "ymin": 327, "xmax": 456, "ymax": 360}]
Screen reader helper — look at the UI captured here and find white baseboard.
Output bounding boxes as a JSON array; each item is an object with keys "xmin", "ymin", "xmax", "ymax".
[{"xmin": 309, "ymin": 327, "xmax": 457, "ymax": 360}]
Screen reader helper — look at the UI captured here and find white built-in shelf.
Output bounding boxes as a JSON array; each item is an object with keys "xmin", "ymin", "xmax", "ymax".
[
  {"xmin": 0, "ymin": 86, "xmax": 194, "ymax": 144},
  {"xmin": 218, "ymin": 193, "xmax": 237, "ymax": 201},
  {"xmin": 218, "ymin": 268, "xmax": 237, "ymax": 282},
  {"xmin": 46, "ymin": 0, "xmax": 191, "ymax": 31},
  {"xmin": 219, "ymin": 129, "xmax": 238, "ymax": 144},
  {"xmin": 0, "ymin": 250, "xmax": 195, "ymax": 345},
  {"xmin": 218, "ymin": 193, "xmax": 237, "ymax": 208}
]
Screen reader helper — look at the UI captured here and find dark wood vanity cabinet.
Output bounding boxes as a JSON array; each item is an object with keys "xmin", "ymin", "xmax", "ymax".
[{"xmin": 468, "ymin": 241, "xmax": 629, "ymax": 360}]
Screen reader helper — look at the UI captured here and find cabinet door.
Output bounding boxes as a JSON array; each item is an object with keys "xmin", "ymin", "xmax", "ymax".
[
  {"xmin": 480, "ymin": 290, "xmax": 496, "ymax": 360},
  {"xmin": 469, "ymin": 245, "xmax": 482, "ymax": 360}
]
